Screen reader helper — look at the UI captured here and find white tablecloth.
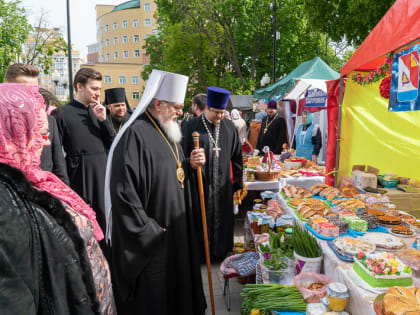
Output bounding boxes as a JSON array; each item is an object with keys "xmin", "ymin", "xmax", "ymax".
[
  {"xmin": 277, "ymin": 192, "xmax": 420, "ymax": 315},
  {"xmin": 279, "ymin": 176, "xmax": 325, "ymax": 190},
  {"xmin": 245, "ymin": 180, "xmax": 280, "ymax": 191}
]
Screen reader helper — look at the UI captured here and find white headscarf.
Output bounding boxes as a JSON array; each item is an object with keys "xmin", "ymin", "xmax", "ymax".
[
  {"xmin": 231, "ymin": 109, "xmax": 241, "ymax": 120},
  {"xmin": 104, "ymin": 70, "xmax": 188, "ymax": 244}
]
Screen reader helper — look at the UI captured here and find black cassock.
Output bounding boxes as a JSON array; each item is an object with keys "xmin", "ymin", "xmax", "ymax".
[
  {"xmin": 110, "ymin": 112, "xmax": 206, "ymax": 315},
  {"xmin": 256, "ymin": 114, "xmax": 288, "ymax": 154},
  {"xmin": 56, "ymin": 99, "xmax": 115, "ymax": 231},
  {"xmin": 182, "ymin": 114, "xmax": 243, "ymax": 259}
]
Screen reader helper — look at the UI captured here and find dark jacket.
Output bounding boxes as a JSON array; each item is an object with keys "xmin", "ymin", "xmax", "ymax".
[
  {"xmin": 0, "ymin": 162, "xmax": 100, "ymax": 315},
  {"xmin": 256, "ymin": 114, "xmax": 288, "ymax": 154},
  {"xmin": 40, "ymin": 115, "xmax": 70, "ymax": 185}
]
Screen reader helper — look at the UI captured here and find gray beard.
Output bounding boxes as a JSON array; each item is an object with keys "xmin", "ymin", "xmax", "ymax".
[{"xmin": 160, "ymin": 119, "xmax": 182, "ymax": 143}]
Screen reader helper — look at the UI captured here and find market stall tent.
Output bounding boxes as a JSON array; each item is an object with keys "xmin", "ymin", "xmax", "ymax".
[
  {"xmin": 254, "ymin": 57, "xmax": 340, "ymax": 100},
  {"xmin": 333, "ymin": 0, "xmax": 420, "ymax": 185}
]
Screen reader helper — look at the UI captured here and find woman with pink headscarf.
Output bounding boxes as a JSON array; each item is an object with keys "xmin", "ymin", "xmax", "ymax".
[{"xmin": 0, "ymin": 83, "xmax": 114, "ymax": 314}]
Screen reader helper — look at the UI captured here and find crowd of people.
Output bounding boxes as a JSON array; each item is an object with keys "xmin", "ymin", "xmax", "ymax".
[{"xmin": 0, "ymin": 63, "xmax": 321, "ymax": 314}]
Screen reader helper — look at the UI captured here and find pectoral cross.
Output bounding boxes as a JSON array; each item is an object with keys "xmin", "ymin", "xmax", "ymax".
[{"xmin": 213, "ymin": 146, "xmax": 221, "ymax": 158}]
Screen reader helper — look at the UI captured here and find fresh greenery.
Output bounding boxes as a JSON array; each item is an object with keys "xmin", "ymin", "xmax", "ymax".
[
  {"xmin": 241, "ymin": 284, "xmax": 306, "ymax": 314},
  {"xmin": 144, "ymin": 0, "xmax": 348, "ymax": 108},
  {"xmin": 303, "ymin": 0, "xmax": 396, "ymax": 46},
  {"xmin": 0, "ymin": 0, "xmax": 31, "ymax": 82},
  {"xmin": 259, "ymin": 230, "xmax": 294, "ymax": 271},
  {"xmin": 291, "ymin": 222, "xmax": 322, "ymax": 258}
]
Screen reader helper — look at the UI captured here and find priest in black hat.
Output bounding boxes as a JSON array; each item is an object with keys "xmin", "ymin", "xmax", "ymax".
[
  {"xmin": 104, "ymin": 87, "xmax": 132, "ymax": 135},
  {"xmin": 182, "ymin": 86, "xmax": 243, "ymax": 260}
]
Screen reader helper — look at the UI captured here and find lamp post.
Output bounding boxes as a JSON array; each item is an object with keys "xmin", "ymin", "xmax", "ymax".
[
  {"xmin": 66, "ymin": 0, "xmax": 74, "ymax": 101},
  {"xmin": 52, "ymin": 71, "xmax": 60, "ymax": 96},
  {"xmin": 261, "ymin": 73, "xmax": 270, "ymax": 87},
  {"xmin": 272, "ymin": 0, "xmax": 277, "ymax": 83},
  {"xmin": 62, "ymin": 75, "xmax": 69, "ymax": 100}
]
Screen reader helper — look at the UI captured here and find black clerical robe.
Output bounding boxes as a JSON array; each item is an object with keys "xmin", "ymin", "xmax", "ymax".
[
  {"xmin": 256, "ymin": 114, "xmax": 288, "ymax": 154},
  {"xmin": 56, "ymin": 99, "xmax": 115, "ymax": 231},
  {"xmin": 110, "ymin": 112, "xmax": 206, "ymax": 315},
  {"xmin": 40, "ymin": 115, "xmax": 69, "ymax": 185},
  {"xmin": 182, "ymin": 114, "xmax": 243, "ymax": 259}
]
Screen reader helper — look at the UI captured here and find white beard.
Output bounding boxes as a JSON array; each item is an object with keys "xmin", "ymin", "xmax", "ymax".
[{"xmin": 161, "ymin": 119, "xmax": 182, "ymax": 143}]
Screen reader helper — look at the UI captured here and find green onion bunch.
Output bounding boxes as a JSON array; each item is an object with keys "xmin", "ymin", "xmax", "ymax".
[
  {"xmin": 291, "ymin": 222, "xmax": 322, "ymax": 258},
  {"xmin": 240, "ymin": 284, "xmax": 306, "ymax": 314}
]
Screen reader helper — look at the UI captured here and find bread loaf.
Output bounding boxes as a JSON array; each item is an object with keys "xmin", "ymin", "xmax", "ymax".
[{"xmin": 383, "ymin": 287, "xmax": 420, "ymax": 315}]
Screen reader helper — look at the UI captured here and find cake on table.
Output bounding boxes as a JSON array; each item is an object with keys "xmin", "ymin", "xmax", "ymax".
[{"xmin": 353, "ymin": 251, "xmax": 413, "ymax": 288}]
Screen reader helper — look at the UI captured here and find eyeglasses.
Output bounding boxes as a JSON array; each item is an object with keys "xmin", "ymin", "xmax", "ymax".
[{"xmin": 209, "ymin": 108, "xmax": 225, "ymax": 116}]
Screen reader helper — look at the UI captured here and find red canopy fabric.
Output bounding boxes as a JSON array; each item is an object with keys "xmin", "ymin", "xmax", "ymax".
[
  {"xmin": 325, "ymin": 79, "xmax": 346, "ymax": 186},
  {"xmin": 341, "ymin": 0, "xmax": 420, "ymax": 76}
]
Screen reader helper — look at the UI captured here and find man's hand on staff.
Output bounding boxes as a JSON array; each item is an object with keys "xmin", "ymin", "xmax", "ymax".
[
  {"xmin": 90, "ymin": 100, "xmax": 106, "ymax": 122},
  {"xmin": 190, "ymin": 148, "xmax": 205, "ymax": 169}
]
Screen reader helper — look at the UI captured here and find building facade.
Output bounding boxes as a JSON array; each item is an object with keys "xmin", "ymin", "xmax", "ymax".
[
  {"xmin": 83, "ymin": 0, "xmax": 156, "ymax": 107},
  {"xmin": 22, "ymin": 27, "xmax": 84, "ymax": 101}
]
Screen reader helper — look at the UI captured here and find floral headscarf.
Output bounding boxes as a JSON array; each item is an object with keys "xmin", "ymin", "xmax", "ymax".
[{"xmin": 0, "ymin": 84, "xmax": 103, "ymax": 241}]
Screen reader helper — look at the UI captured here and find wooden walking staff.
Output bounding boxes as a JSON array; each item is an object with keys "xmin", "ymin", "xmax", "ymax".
[{"xmin": 192, "ymin": 131, "xmax": 215, "ymax": 315}]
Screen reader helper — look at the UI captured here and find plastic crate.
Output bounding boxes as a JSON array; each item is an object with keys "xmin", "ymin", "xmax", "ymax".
[{"xmin": 378, "ymin": 175, "xmax": 398, "ymax": 188}]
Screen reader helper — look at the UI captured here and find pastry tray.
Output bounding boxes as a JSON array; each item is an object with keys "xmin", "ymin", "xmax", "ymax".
[
  {"xmin": 414, "ymin": 242, "xmax": 418, "ymax": 250},
  {"xmin": 327, "ymin": 240, "xmax": 354, "ymax": 262},
  {"xmin": 305, "ymin": 222, "xmax": 340, "ymax": 240},
  {"xmin": 280, "ymin": 191, "xmax": 291, "ymax": 200}
]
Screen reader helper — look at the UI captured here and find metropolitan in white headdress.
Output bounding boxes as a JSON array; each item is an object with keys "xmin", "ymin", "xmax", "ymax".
[{"xmin": 105, "ymin": 69, "xmax": 207, "ymax": 315}]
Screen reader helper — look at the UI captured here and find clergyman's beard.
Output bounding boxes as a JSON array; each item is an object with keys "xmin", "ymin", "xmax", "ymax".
[
  {"xmin": 158, "ymin": 116, "xmax": 182, "ymax": 143},
  {"xmin": 111, "ymin": 113, "xmax": 127, "ymax": 123}
]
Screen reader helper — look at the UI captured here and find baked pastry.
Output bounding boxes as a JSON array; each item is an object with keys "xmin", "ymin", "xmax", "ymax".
[
  {"xmin": 382, "ymin": 287, "xmax": 420, "ymax": 315},
  {"xmin": 361, "ymin": 232, "xmax": 406, "ymax": 251},
  {"xmin": 392, "ymin": 225, "xmax": 414, "ymax": 235},
  {"xmin": 378, "ymin": 215, "xmax": 401, "ymax": 225},
  {"xmin": 366, "ymin": 208, "xmax": 385, "ymax": 216},
  {"xmin": 290, "ymin": 198, "xmax": 305, "ymax": 207},
  {"xmin": 396, "ymin": 249, "xmax": 420, "ymax": 276},
  {"xmin": 310, "ymin": 183, "xmax": 329, "ymax": 195}
]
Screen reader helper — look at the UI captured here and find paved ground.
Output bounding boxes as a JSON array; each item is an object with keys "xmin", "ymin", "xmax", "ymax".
[{"xmin": 201, "ymin": 191, "xmax": 261, "ymax": 314}]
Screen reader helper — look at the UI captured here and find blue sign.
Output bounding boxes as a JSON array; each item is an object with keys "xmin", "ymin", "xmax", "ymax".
[{"xmin": 305, "ymin": 88, "xmax": 327, "ymax": 108}]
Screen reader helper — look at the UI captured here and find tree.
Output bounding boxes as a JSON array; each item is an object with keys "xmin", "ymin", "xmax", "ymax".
[
  {"xmin": 19, "ymin": 10, "xmax": 68, "ymax": 75},
  {"xmin": 303, "ymin": 0, "xmax": 396, "ymax": 46},
  {"xmin": 0, "ymin": 0, "xmax": 31, "ymax": 82},
  {"xmin": 145, "ymin": 0, "xmax": 343, "ymax": 100}
]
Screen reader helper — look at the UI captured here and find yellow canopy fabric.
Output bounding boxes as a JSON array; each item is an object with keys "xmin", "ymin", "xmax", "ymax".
[{"xmin": 339, "ymin": 72, "xmax": 420, "ymax": 181}]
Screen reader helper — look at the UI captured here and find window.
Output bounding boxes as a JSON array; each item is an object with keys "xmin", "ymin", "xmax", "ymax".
[
  {"xmin": 100, "ymin": 41, "xmax": 104, "ymax": 48},
  {"xmin": 132, "ymin": 76, "xmax": 139, "ymax": 84},
  {"xmin": 113, "ymin": 22, "xmax": 118, "ymax": 30},
  {"xmin": 105, "ymin": 38, "xmax": 110, "ymax": 46},
  {"xmin": 133, "ymin": 19, "xmax": 139, "ymax": 27},
  {"xmin": 122, "ymin": 35, "xmax": 128, "ymax": 43},
  {"xmin": 114, "ymin": 51, "xmax": 119, "ymax": 59},
  {"xmin": 133, "ymin": 35, "xmax": 139, "ymax": 43},
  {"xmin": 132, "ymin": 92, "xmax": 140, "ymax": 100},
  {"xmin": 144, "ymin": 3, "xmax": 151, "ymax": 11},
  {"xmin": 123, "ymin": 50, "xmax": 129, "ymax": 58},
  {"xmin": 134, "ymin": 49, "xmax": 140, "ymax": 57},
  {"xmin": 100, "ymin": 26, "xmax": 103, "ymax": 33},
  {"xmin": 113, "ymin": 36, "xmax": 118, "ymax": 45},
  {"xmin": 100, "ymin": 55, "xmax": 104, "ymax": 62},
  {"xmin": 119, "ymin": 76, "xmax": 126, "ymax": 84},
  {"xmin": 106, "ymin": 53, "xmax": 110, "ymax": 61},
  {"xmin": 144, "ymin": 19, "xmax": 151, "ymax": 27},
  {"xmin": 105, "ymin": 24, "xmax": 109, "ymax": 32},
  {"xmin": 145, "ymin": 34, "xmax": 151, "ymax": 38},
  {"xmin": 122, "ymin": 20, "xmax": 128, "ymax": 28},
  {"xmin": 104, "ymin": 76, "xmax": 112, "ymax": 84}
]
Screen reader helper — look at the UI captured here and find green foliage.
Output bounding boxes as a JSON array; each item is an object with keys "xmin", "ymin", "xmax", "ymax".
[
  {"xmin": 0, "ymin": 0, "xmax": 31, "ymax": 82},
  {"xmin": 144, "ymin": 0, "xmax": 363, "ymax": 101},
  {"xmin": 303, "ymin": 0, "xmax": 396, "ymax": 46}
]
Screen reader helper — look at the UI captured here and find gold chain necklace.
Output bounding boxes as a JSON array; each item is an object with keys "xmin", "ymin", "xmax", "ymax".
[
  {"xmin": 145, "ymin": 110, "xmax": 184, "ymax": 188},
  {"xmin": 264, "ymin": 113, "xmax": 278, "ymax": 134},
  {"xmin": 108, "ymin": 115, "xmax": 123, "ymax": 135}
]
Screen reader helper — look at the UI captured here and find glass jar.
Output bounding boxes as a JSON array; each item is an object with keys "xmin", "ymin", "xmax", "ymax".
[
  {"xmin": 326, "ymin": 282, "xmax": 350, "ymax": 312},
  {"xmin": 247, "ymin": 171, "xmax": 255, "ymax": 182}
]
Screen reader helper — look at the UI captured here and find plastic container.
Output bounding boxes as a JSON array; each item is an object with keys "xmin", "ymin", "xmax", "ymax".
[
  {"xmin": 294, "ymin": 252, "xmax": 323, "ymax": 275},
  {"xmin": 326, "ymin": 282, "xmax": 350, "ymax": 311},
  {"xmin": 260, "ymin": 257, "xmax": 295, "ymax": 285},
  {"xmin": 294, "ymin": 272, "xmax": 333, "ymax": 303},
  {"xmin": 378, "ymin": 175, "xmax": 398, "ymax": 188}
]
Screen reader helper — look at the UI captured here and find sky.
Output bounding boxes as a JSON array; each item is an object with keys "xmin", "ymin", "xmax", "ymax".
[{"xmin": 20, "ymin": 0, "xmax": 122, "ymax": 58}]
